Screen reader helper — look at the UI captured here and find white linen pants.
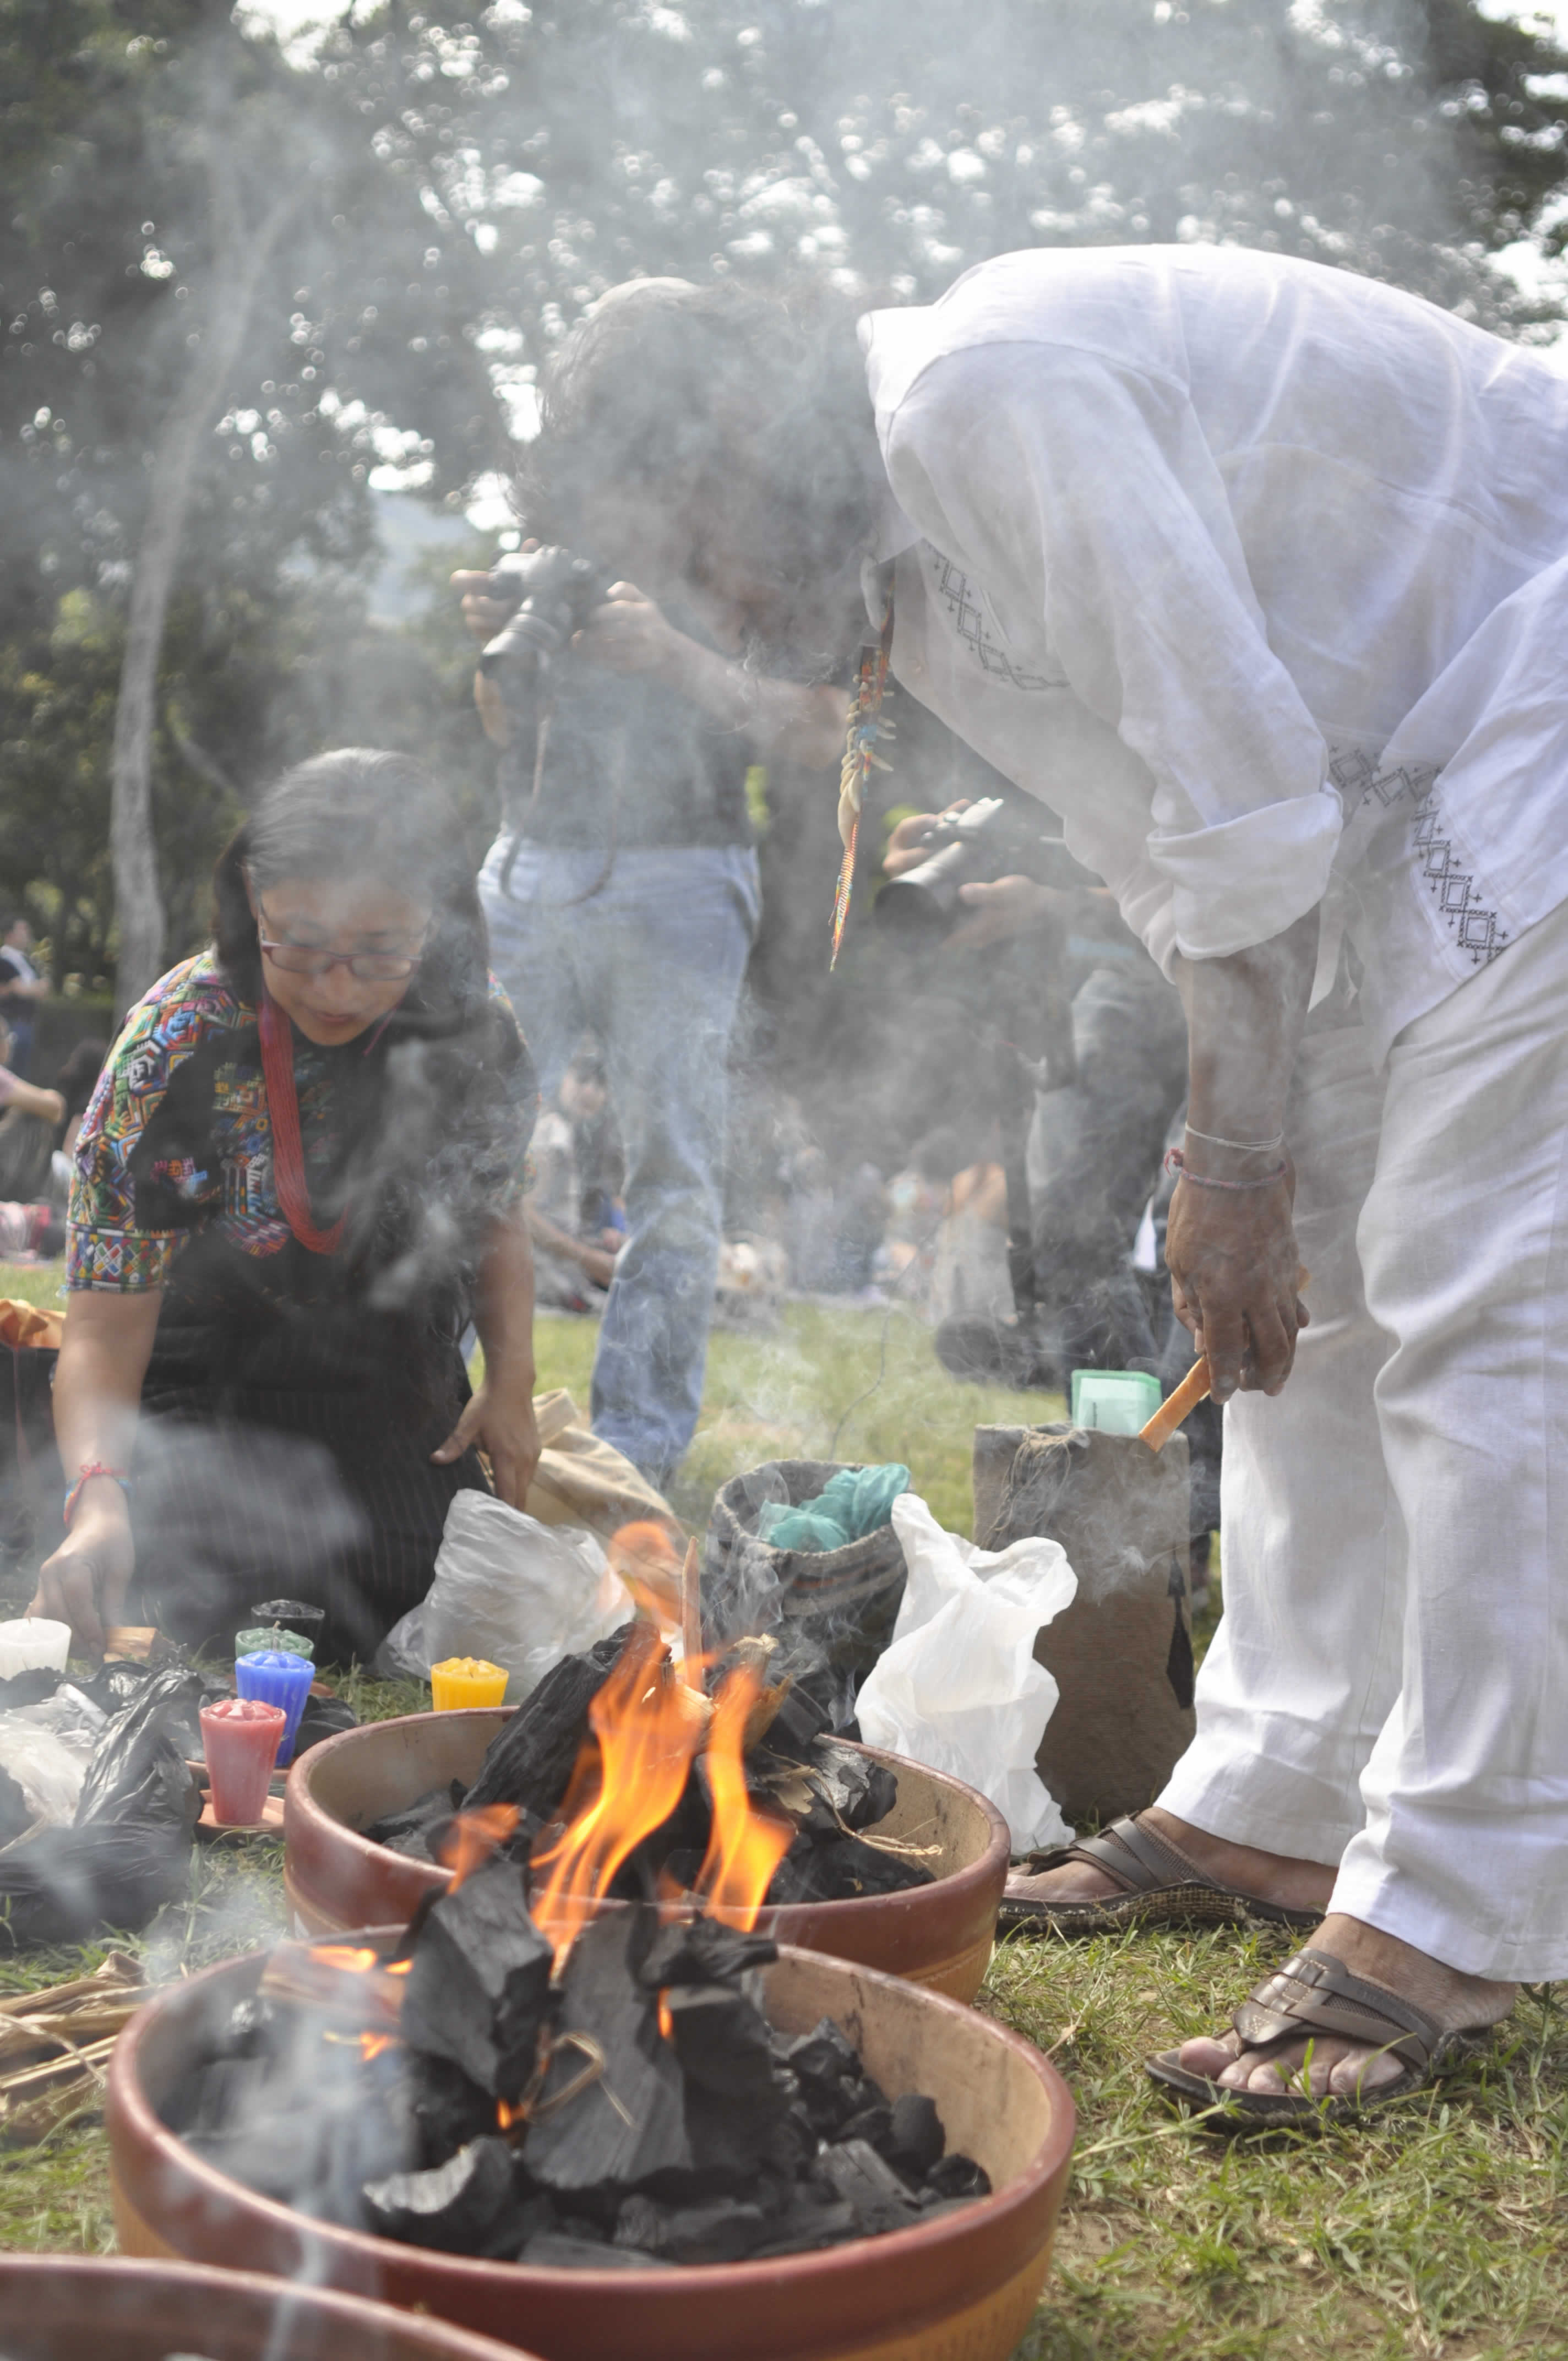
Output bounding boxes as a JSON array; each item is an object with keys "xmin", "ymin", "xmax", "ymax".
[{"xmin": 1159, "ymin": 895, "xmax": 1568, "ymax": 1981}]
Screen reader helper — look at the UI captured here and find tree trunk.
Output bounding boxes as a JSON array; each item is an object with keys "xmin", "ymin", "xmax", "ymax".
[{"xmin": 109, "ymin": 161, "xmax": 296, "ymax": 1015}]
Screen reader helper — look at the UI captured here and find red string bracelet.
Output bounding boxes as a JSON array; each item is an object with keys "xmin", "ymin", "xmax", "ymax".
[
  {"xmin": 1164, "ymin": 1147, "xmax": 1287, "ymax": 1192},
  {"xmin": 63, "ymin": 1462, "xmax": 133, "ymax": 1530}
]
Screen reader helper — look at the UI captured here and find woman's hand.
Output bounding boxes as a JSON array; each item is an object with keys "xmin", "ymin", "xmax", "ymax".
[
  {"xmin": 30, "ymin": 1487, "xmax": 134, "ymax": 1658},
  {"xmin": 1165, "ymin": 1166, "xmax": 1308, "ymax": 1402},
  {"xmin": 433, "ymin": 1372, "xmax": 541, "ymax": 1510},
  {"xmin": 573, "ymin": 583, "xmax": 683, "ymax": 676}
]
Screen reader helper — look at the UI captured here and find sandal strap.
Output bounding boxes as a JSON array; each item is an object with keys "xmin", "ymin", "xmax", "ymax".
[
  {"xmin": 1233, "ymin": 1947, "xmax": 1444, "ymax": 2069},
  {"xmin": 1030, "ymin": 1814, "xmax": 1209, "ymax": 1897}
]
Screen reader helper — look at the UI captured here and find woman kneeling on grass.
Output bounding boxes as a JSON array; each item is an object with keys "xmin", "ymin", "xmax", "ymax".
[{"xmin": 27, "ymin": 748, "xmax": 540, "ymax": 1666}]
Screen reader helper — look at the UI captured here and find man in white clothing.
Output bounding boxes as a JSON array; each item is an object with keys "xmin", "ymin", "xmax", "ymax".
[{"xmin": 531, "ymin": 252, "xmax": 1568, "ymax": 2119}]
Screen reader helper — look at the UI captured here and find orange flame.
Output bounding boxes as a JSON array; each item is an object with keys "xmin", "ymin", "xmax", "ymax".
[
  {"xmin": 606, "ymin": 1519, "xmax": 684, "ymax": 1635},
  {"xmin": 693, "ymin": 1666, "xmax": 794, "ymax": 1929},
  {"xmin": 359, "ymin": 2030, "xmax": 399, "ymax": 2064},
  {"xmin": 657, "ymin": 1989, "xmax": 674, "ymax": 2043},
  {"xmin": 438, "ymin": 1803, "xmax": 521, "ymax": 1892},
  {"xmin": 309, "ymin": 1944, "xmax": 379, "ymax": 1974},
  {"xmin": 530, "ymin": 1621, "xmax": 707, "ymax": 1967},
  {"xmin": 496, "ymin": 2096, "xmax": 526, "ymax": 2131}
]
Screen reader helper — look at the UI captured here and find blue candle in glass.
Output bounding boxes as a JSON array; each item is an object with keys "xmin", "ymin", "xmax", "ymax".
[{"xmin": 234, "ymin": 1649, "xmax": 314, "ymax": 1767}]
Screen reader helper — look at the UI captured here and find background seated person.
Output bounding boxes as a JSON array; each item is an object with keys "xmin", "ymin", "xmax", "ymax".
[
  {"xmin": 27, "ymin": 749, "xmax": 539, "ymax": 1664},
  {"xmin": 526, "ymin": 1048, "xmax": 627, "ymax": 1313}
]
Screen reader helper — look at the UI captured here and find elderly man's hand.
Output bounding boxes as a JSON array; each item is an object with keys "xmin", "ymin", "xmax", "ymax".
[
  {"xmin": 883, "ymin": 805, "xmax": 970, "ymax": 878},
  {"xmin": 944, "ymin": 875, "xmax": 1074, "ymax": 954}
]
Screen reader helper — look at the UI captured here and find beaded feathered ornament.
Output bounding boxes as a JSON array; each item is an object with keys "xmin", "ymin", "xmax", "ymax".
[{"xmin": 830, "ymin": 602, "xmax": 896, "ymax": 969}]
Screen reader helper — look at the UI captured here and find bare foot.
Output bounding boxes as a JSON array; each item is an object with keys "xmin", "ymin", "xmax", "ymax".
[
  {"xmin": 1175, "ymin": 1913, "xmax": 1517, "ymax": 2098},
  {"xmin": 1005, "ymin": 1807, "xmax": 1337, "ymax": 1914}
]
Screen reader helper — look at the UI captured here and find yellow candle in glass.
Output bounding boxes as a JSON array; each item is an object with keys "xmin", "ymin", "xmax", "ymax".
[{"xmin": 429, "ymin": 1656, "xmax": 509, "ymax": 1711}]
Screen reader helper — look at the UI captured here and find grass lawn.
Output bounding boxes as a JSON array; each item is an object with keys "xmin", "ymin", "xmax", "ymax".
[{"xmin": 2, "ymin": 1276, "xmax": 1565, "ymax": 2356}]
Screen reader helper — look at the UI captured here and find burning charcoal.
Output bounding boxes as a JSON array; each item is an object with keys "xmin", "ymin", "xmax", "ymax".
[
  {"xmin": 616, "ymin": 2192, "xmax": 772, "ymax": 2264},
  {"xmin": 663, "ymin": 1982, "xmax": 777, "ymax": 2103},
  {"xmin": 750, "ymin": 2195, "xmax": 860, "ymax": 2256},
  {"xmin": 521, "ymin": 1912, "xmax": 693, "ymax": 2195},
  {"xmin": 775, "ymin": 2017, "xmax": 868, "ymax": 2140},
  {"xmin": 461, "ymin": 1627, "xmax": 631, "ymax": 1818},
  {"xmin": 406, "ymin": 2049, "xmax": 498, "ymax": 2168},
  {"xmin": 400, "ymin": 1857, "xmax": 553, "ymax": 2103},
  {"xmin": 761, "ymin": 1686, "xmax": 832, "ymax": 1762},
  {"xmin": 191, "ymin": 2056, "xmax": 274, "ymax": 2137},
  {"xmin": 220, "ymin": 1996, "xmax": 278, "ymax": 2060},
  {"xmin": 767, "ymin": 1832, "xmax": 933, "ymax": 1907},
  {"xmin": 363, "ymin": 2135, "xmax": 524, "ymax": 2256},
  {"xmin": 883, "ymin": 2093, "xmax": 945, "ymax": 2183},
  {"xmin": 923, "ymin": 2151, "xmax": 991, "ymax": 2201},
  {"xmin": 519, "ymin": 2232, "xmax": 673, "ymax": 2269},
  {"xmin": 638, "ymin": 1916, "xmax": 777, "ymax": 1989},
  {"xmin": 813, "ymin": 2139, "xmax": 926, "ymax": 2237}
]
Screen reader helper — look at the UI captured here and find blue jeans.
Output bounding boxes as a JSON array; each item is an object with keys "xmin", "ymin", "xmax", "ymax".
[{"xmin": 480, "ymin": 838, "xmax": 760, "ymax": 1483}]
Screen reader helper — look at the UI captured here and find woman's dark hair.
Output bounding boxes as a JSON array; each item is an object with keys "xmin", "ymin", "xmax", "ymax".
[
  {"xmin": 55, "ymin": 1035, "xmax": 108, "ymax": 1120},
  {"xmin": 211, "ymin": 749, "xmax": 533, "ymax": 1316}
]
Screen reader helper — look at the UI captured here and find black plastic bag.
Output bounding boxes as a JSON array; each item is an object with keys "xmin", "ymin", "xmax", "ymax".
[
  {"xmin": 0, "ymin": 1822, "xmax": 192, "ymax": 1949},
  {"xmin": 74, "ymin": 1664, "xmax": 208, "ymax": 1830}
]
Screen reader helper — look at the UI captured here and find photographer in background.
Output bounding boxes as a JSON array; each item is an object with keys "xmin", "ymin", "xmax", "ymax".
[
  {"xmin": 881, "ymin": 801, "xmax": 1188, "ymax": 1390},
  {"xmin": 455, "ymin": 372, "xmax": 845, "ymax": 1486}
]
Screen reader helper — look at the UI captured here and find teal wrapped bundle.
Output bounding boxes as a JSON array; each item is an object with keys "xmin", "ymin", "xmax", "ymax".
[{"xmin": 755, "ymin": 1464, "xmax": 911, "ymax": 1554}]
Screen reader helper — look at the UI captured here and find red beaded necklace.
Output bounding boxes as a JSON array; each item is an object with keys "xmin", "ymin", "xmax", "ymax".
[{"xmin": 258, "ymin": 991, "xmax": 346, "ymax": 1256}]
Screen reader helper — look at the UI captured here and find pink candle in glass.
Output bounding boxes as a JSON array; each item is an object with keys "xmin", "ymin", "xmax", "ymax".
[{"xmin": 200, "ymin": 1698, "xmax": 286, "ymax": 1825}]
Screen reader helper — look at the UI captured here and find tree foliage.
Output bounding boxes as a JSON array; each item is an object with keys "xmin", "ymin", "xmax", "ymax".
[{"xmin": 3, "ymin": 0, "xmax": 1568, "ymax": 988}]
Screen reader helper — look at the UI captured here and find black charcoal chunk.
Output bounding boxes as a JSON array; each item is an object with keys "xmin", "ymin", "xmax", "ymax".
[
  {"xmin": 762, "ymin": 1687, "xmax": 832, "ymax": 1762},
  {"xmin": 361, "ymin": 1785, "xmax": 454, "ymax": 1859},
  {"xmin": 854, "ymin": 1761, "xmax": 899, "ymax": 1831},
  {"xmin": 522, "ymin": 1912, "xmax": 692, "ymax": 2194},
  {"xmin": 923, "ymin": 2150, "xmax": 990, "ymax": 2201},
  {"xmin": 461, "ymin": 1626, "xmax": 631, "ymax": 1817},
  {"xmin": 884, "ymin": 2092, "xmax": 945, "ymax": 2182},
  {"xmin": 638, "ymin": 1916, "xmax": 776, "ymax": 1989},
  {"xmin": 663, "ymin": 1982, "xmax": 777, "ymax": 2103},
  {"xmin": 750, "ymin": 2195, "xmax": 859, "ymax": 2256},
  {"xmin": 400, "ymin": 1857, "xmax": 553, "ymax": 2103},
  {"xmin": 616, "ymin": 2193, "xmax": 772, "ymax": 2264},
  {"xmin": 838, "ymin": 2101, "xmax": 894, "ymax": 2152},
  {"xmin": 519, "ymin": 2233, "xmax": 673, "ymax": 2270},
  {"xmin": 364, "ymin": 2135, "xmax": 524, "ymax": 2255},
  {"xmin": 814, "ymin": 2138, "xmax": 925, "ymax": 2236},
  {"xmin": 767, "ymin": 1832, "xmax": 933, "ymax": 1907},
  {"xmin": 406, "ymin": 2049, "xmax": 499, "ymax": 2168}
]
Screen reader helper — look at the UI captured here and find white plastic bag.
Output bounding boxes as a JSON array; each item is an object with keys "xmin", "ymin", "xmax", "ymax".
[
  {"xmin": 377, "ymin": 1491, "xmax": 632, "ymax": 1704},
  {"xmin": 0, "ymin": 1715, "xmax": 88, "ymax": 1831},
  {"xmin": 856, "ymin": 1492, "xmax": 1077, "ymax": 1853}
]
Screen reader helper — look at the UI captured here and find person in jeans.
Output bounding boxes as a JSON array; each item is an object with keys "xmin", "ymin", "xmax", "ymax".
[{"xmin": 457, "ymin": 416, "xmax": 842, "ymax": 1476}]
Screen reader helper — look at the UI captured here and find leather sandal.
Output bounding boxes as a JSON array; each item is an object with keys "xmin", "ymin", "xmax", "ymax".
[
  {"xmin": 998, "ymin": 1814, "xmax": 1323, "ymax": 1935},
  {"xmin": 1146, "ymin": 1946, "xmax": 1496, "ymax": 2128}
]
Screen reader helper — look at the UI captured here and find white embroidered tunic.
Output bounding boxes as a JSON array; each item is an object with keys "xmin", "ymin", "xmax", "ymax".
[{"xmin": 859, "ymin": 245, "xmax": 1568, "ymax": 1059}]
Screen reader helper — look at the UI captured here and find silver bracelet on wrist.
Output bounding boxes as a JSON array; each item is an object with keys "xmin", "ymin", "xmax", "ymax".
[{"xmin": 1184, "ymin": 1122, "xmax": 1285, "ymax": 1156}]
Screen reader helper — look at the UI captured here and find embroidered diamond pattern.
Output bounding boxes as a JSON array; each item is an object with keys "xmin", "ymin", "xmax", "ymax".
[
  {"xmin": 929, "ymin": 552, "xmax": 1055, "ymax": 690},
  {"xmin": 1413, "ymin": 791, "xmax": 1510, "ymax": 965}
]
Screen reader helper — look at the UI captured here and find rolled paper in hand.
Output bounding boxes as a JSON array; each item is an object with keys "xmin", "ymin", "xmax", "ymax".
[
  {"xmin": 1140, "ymin": 1267, "xmax": 1311, "ymax": 1451},
  {"xmin": 235, "ymin": 1649, "xmax": 315, "ymax": 1765},
  {"xmin": 429, "ymin": 1656, "xmax": 509, "ymax": 1712},
  {"xmin": 201, "ymin": 1698, "xmax": 286, "ymax": 1825}
]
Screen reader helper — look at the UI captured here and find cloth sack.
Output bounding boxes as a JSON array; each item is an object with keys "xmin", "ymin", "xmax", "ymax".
[
  {"xmin": 974, "ymin": 1422, "xmax": 1195, "ymax": 1827},
  {"xmin": 703, "ymin": 1459, "xmax": 910, "ymax": 1727},
  {"xmin": 378, "ymin": 1489, "xmax": 631, "ymax": 1703},
  {"xmin": 755, "ymin": 1462, "xmax": 910, "ymax": 1553},
  {"xmin": 856, "ymin": 1492, "xmax": 1077, "ymax": 1853}
]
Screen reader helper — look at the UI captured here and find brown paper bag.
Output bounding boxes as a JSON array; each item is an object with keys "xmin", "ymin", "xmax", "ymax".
[
  {"xmin": 974, "ymin": 1423, "xmax": 1195, "ymax": 1828},
  {"xmin": 523, "ymin": 1389, "xmax": 679, "ymax": 1543}
]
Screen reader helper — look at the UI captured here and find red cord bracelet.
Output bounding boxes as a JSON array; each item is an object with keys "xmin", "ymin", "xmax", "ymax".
[
  {"xmin": 1164, "ymin": 1147, "xmax": 1288, "ymax": 1192},
  {"xmin": 62, "ymin": 1462, "xmax": 134, "ymax": 1530}
]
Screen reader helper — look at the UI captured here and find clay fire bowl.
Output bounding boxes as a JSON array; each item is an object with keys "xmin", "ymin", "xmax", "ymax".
[
  {"xmin": 0, "ymin": 2253, "xmax": 535, "ymax": 2360},
  {"xmin": 284, "ymin": 1708, "xmax": 1010, "ymax": 2003},
  {"xmin": 108, "ymin": 1929, "xmax": 1075, "ymax": 2361}
]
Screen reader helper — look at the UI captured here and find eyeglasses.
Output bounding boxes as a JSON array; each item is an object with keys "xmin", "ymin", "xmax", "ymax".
[{"xmin": 256, "ymin": 911, "xmax": 426, "ymax": 983}]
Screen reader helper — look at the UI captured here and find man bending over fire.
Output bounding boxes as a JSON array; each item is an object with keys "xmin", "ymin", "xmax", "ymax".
[{"xmin": 520, "ymin": 250, "xmax": 1568, "ymax": 2124}]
